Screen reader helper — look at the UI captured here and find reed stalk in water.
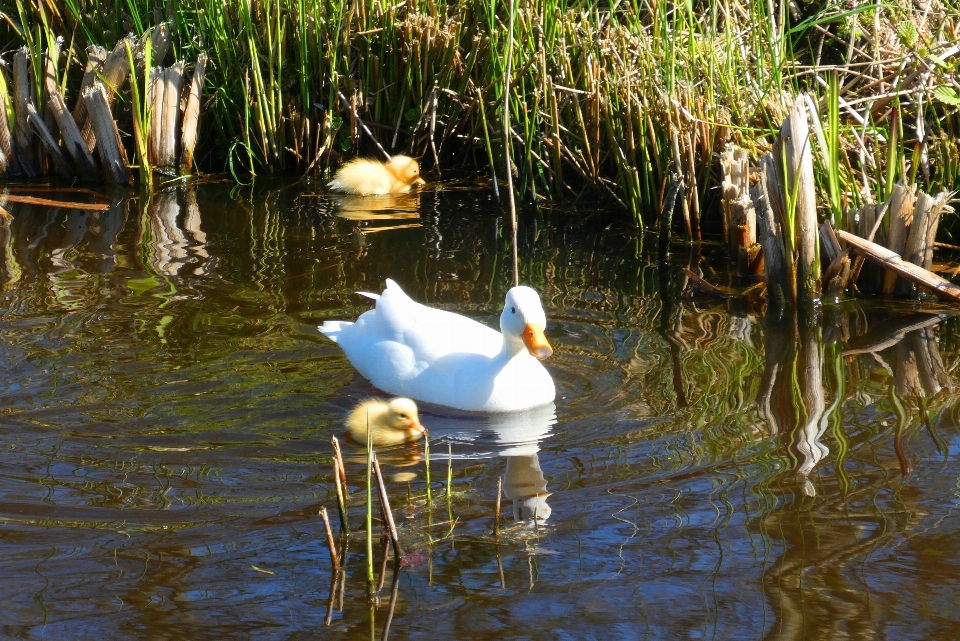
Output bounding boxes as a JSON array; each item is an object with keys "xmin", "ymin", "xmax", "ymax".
[{"xmin": 365, "ymin": 410, "xmax": 374, "ymax": 595}]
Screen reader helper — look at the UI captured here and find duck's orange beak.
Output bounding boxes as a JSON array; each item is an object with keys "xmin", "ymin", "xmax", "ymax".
[
  {"xmin": 412, "ymin": 177, "xmax": 426, "ymax": 188},
  {"xmin": 522, "ymin": 323, "xmax": 553, "ymax": 360}
]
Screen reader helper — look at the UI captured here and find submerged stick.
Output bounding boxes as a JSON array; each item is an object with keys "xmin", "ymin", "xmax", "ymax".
[
  {"xmin": 494, "ymin": 476, "xmax": 502, "ymax": 537},
  {"xmin": 365, "ymin": 410, "xmax": 375, "ymax": 594},
  {"xmin": 372, "ymin": 455, "xmax": 405, "ymax": 560},
  {"xmin": 319, "ymin": 507, "xmax": 340, "ymax": 572},
  {"xmin": 324, "ymin": 569, "xmax": 338, "ymax": 626},
  {"xmin": 424, "ymin": 433, "xmax": 432, "ymax": 504},
  {"xmin": 445, "ymin": 444, "xmax": 453, "ymax": 500},
  {"xmin": 381, "ymin": 562, "xmax": 401, "ymax": 641}
]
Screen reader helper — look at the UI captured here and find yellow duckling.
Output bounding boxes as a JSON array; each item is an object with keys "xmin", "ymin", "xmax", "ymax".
[
  {"xmin": 328, "ymin": 156, "xmax": 426, "ymax": 196},
  {"xmin": 345, "ymin": 397, "xmax": 427, "ymax": 447}
]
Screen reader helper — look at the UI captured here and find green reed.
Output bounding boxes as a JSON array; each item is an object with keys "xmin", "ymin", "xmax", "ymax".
[{"xmin": 2, "ymin": 0, "xmax": 960, "ymax": 229}]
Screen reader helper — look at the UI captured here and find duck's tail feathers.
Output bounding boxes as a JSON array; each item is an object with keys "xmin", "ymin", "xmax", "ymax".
[
  {"xmin": 318, "ymin": 320, "xmax": 353, "ymax": 342},
  {"xmin": 356, "ymin": 291, "xmax": 379, "ymax": 301}
]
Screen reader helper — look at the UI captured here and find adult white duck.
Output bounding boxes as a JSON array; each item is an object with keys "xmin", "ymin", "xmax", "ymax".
[{"xmin": 319, "ymin": 279, "xmax": 556, "ymax": 413}]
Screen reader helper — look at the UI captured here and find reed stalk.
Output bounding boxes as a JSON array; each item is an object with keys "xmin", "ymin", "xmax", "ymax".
[
  {"xmin": 423, "ymin": 432, "xmax": 432, "ymax": 504},
  {"xmin": 365, "ymin": 410, "xmax": 374, "ymax": 595}
]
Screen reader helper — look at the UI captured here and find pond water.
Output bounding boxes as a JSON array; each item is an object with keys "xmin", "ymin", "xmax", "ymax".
[{"xmin": 2, "ymin": 181, "xmax": 960, "ymax": 639}]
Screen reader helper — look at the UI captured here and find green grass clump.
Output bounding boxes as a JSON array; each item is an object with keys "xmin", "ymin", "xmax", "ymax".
[{"xmin": 2, "ymin": 0, "xmax": 960, "ymax": 228}]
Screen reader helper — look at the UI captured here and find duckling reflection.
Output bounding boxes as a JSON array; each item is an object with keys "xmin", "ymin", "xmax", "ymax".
[
  {"xmin": 331, "ymin": 192, "xmax": 421, "ymax": 221},
  {"xmin": 424, "ymin": 402, "xmax": 556, "ymax": 524}
]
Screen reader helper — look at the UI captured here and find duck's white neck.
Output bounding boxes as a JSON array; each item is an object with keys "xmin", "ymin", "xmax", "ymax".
[{"xmin": 499, "ymin": 332, "xmax": 527, "ymax": 359}]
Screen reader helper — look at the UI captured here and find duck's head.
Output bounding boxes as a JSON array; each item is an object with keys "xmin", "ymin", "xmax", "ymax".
[
  {"xmin": 385, "ymin": 155, "xmax": 426, "ymax": 189},
  {"xmin": 383, "ymin": 397, "xmax": 427, "ymax": 441},
  {"xmin": 500, "ymin": 287, "xmax": 553, "ymax": 360}
]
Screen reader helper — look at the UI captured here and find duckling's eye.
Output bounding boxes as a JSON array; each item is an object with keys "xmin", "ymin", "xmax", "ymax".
[{"xmin": 511, "ymin": 307, "xmax": 516, "ymax": 314}]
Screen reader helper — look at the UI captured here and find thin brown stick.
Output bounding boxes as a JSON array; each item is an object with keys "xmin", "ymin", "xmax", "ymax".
[
  {"xmin": 837, "ymin": 229, "xmax": 960, "ymax": 302},
  {"xmin": 332, "ymin": 457, "xmax": 349, "ymax": 533},
  {"xmin": 337, "ymin": 91, "xmax": 391, "ymax": 161},
  {"xmin": 331, "ymin": 436, "xmax": 349, "ymax": 498},
  {"xmin": 494, "ymin": 476, "xmax": 502, "ymax": 537},
  {"xmin": 319, "ymin": 507, "xmax": 340, "ymax": 572},
  {"xmin": 0, "ymin": 194, "xmax": 108, "ymax": 211},
  {"xmin": 372, "ymin": 455, "xmax": 405, "ymax": 559}
]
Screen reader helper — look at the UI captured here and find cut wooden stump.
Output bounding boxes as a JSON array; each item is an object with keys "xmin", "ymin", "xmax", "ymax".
[
  {"xmin": 836, "ymin": 229, "xmax": 960, "ymax": 302},
  {"xmin": 82, "ymin": 84, "xmax": 132, "ymax": 184}
]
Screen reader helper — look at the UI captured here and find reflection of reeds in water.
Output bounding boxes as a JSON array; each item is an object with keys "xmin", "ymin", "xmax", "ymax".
[
  {"xmin": 0, "ymin": 196, "xmax": 21, "ymax": 289},
  {"xmin": 145, "ymin": 188, "xmax": 209, "ymax": 274}
]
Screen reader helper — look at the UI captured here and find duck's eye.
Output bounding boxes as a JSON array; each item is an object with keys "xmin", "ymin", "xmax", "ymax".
[{"xmin": 511, "ymin": 307, "xmax": 516, "ymax": 314}]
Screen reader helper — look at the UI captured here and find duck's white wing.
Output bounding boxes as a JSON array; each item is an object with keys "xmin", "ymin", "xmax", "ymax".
[{"xmin": 373, "ymin": 279, "xmax": 502, "ymax": 362}]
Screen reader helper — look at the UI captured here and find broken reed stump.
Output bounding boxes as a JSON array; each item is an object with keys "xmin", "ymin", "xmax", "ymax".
[
  {"xmin": 753, "ymin": 94, "xmax": 821, "ymax": 302},
  {"xmin": 720, "ymin": 144, "xmax": 761, "ymax": 275},
  {"xmin": 180, "ymin": 53, "xmax": 207, "ymax": 174},
  {"xmin": 12, "ymin": 49, "xmax": 39, "ymax": 177},
  {"xmin": 0, "ymin": 25, "xmax": 204, "ymax": 183},
  {"xmin": 83, "ymin": 84, "xmax": 132, "ymax": 184},
  {"xmin": 44, "ymin": 38, "xmax": 99, "ymax": 181}
]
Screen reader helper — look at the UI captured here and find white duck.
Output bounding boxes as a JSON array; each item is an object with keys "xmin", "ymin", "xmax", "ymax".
[{"xmin": 319, "ymin": 279, "xmax": 556, "ymax": 412}]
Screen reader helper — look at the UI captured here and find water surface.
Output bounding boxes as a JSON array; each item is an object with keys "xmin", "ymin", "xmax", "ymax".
[{"xmin": 2, "ymin": 182, "xmax": 960, "ymax": 639}]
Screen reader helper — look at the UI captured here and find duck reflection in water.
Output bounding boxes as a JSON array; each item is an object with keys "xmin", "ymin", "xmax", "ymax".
[{"xmin": 426, "ymin": 401, "xmax": 556, "ymax": 525}]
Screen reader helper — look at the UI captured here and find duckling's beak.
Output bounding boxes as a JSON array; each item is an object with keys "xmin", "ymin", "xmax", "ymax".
[
  {"xmin": 410, "ymin": 419, "xmax": 427, "ymax": 435},
  {"xmin": 522, "ymin": 323, "xmax": 553, "ymax": 359},
  {"xmin": 412, "ymin": 177, "xmax": 426, "ymax": 188}
]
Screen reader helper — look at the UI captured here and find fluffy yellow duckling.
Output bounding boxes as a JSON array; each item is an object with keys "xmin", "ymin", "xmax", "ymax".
[
  {"xmin": 345, "ymin": 397, "xmax": 427, "ymax": 447},
  {"xmin": 328, "ymin": 156, "xmax": 426, "ymax": 196}
]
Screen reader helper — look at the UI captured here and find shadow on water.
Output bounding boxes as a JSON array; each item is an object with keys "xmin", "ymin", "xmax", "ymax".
[{"xmin": 2, "ymin": 181, "xmax": 960, "ymax": 638}]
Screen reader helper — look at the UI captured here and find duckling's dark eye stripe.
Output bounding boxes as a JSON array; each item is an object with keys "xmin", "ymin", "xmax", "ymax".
[{"xmin": 511, "ymin": 307, "xmax": 516, "ymax": 314}]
